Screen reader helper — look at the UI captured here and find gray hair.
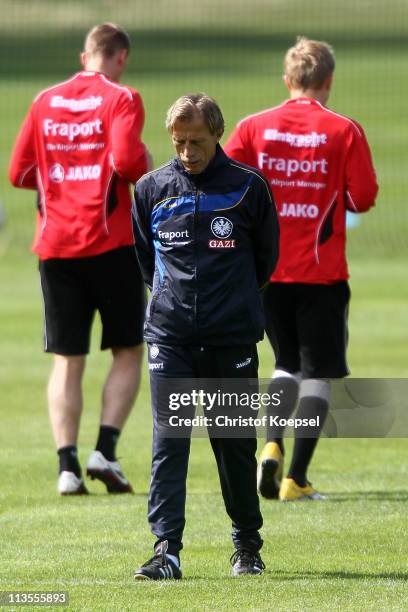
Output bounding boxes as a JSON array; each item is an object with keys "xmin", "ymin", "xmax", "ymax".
[{"xmin": 165, "ymin": 93, "xmax": 225, "ymax": 136}]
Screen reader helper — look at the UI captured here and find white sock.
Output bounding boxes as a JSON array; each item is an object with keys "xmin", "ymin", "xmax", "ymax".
[{"xmin": 166, "ymin": 553, "xmax": 180, "ymax": 568}]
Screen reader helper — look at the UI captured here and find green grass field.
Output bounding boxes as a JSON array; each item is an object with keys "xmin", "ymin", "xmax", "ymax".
[{"xmin": 1, "ymin": 2, "xmax": 408, "ymax": 610}]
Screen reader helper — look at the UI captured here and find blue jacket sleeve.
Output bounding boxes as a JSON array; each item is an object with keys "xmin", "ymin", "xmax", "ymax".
[{"xmin": 132, "ymin": 179, "xmax": 154, "ymax": 290}]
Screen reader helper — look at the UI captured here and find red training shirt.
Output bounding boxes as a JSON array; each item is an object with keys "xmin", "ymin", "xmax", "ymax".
[
  {"xmin": 224, "ymin": 98, "xmax": 378, "ymax": 284},
  {"xmin": 9, "ymin": 71, "xmax": 148, "ymax": 259}
]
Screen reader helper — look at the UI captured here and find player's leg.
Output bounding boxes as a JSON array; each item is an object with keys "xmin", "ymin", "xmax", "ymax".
[
  {"xmin": 280, "ymin": 282, "xmax": 350, "ymax": 501},
  {"xmin": 134, "ymin": 343, "xmax": 193, "ymax": 580},
  {"xmin": 258, "ymin": 368, "xmax": 301, "ymax": 498},
  {"xmin": 86, "ymin": 247, "xmax": 145, "ymax": 492},
  {"xmin": 86, "ymin": 344, "xmax": 144, "ymax": 493},
  {"xmin": 39, "ymin": 257, "xmax": 94, "ymax": 495},
  {"xmin": 258, "ymin": 283, "xmax": 301, "ymax": 498},
  {"xmin": 281, "ymin": 378, "xmax": 330, "ymax": 500},
  {"xmin": 48, "ymin": 355, "xmax": 89, "ymax": 495},
  {"xmin": 47, "ymin": 354, "xmax": 86, "ymax": 452},
  {"xmin": 99, "ymin": 344, "xmax": 143, "ymax": 442},
  {"xmin": 206, "ymin": 345, "xmax": 265, "ymax": 575}
]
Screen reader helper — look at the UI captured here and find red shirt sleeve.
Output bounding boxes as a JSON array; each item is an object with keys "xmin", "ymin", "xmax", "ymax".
[
  {"xmin": 345, "ymin": 122, "xmax": 378, "ymax": 212},
  {"xmin": 9, "ymin": 105, "xmax": 38, "ymax": 189},
  {"xmin": 110, "ymin": 89, "xmax": 147, "ymax": 184},
  {"xmin": 224, "ymin": 120, "xmax": 256, "ymax": 166}
]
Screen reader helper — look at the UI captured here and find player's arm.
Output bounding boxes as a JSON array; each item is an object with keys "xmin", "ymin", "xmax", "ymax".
[
  {"xmin": 110, "ymin": 90, "xmax": 150, "ymax": 183},
  {"xmin": 132, "ymin": 179, "xmax": 155, "ymax": 289},
  {"xmin": 224, "ymin": 119, "xmax": 255, "ymax": 165},
  {"xmin": 345, "ymin": 122, "xmax": 379, "ymax": 212},
  {"xmin": 9, "ymin": 106, "xmax": 37, "ymax": 189},
  {"xmin": 250, "ymin": 174, "xmax": 280, "ymax": 288}
]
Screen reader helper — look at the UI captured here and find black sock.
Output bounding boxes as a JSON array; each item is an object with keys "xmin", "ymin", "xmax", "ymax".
[
  {"xmin": 287, "ymin": 396, "xmax": 329, "ymax": 487},
  {"xmin": 266, "ymin": 377, "xmax": 299, "ymax": 451},
  {"xmin": 58, "ymin": 446, "xmax": 81, "ymax": 478},
  {"xmin": 95, "ymin": 425, "xmax": 120, "ymax": 461}
]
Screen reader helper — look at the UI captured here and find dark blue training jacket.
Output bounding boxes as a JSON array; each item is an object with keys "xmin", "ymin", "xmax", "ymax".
[{"xmin": 132, "ymin": 144, "xmax": 279, "ymax": 346}]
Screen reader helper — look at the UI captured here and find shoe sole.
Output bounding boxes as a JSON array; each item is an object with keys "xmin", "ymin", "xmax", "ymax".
[
  {"xmin": 86, "ymin": 468, "xmax": 133, "ymax": 494},
  {"xmin": 59, "ymin": 484, "xmax": 89, "ymax": 496},
  {"xmin": 257, "ymin": 459, "xmax": 281, "ymax": 499},
  {"xmin": 134, "ymin": 572, "xmax": 182, "ymax": 581},
  {"xmin": 232, "ymin": 569, "xmax": 264, "ymax": 576},
  {"xmin": 280, "ymin": 493, "xmax": 326, "ymax": 502}
]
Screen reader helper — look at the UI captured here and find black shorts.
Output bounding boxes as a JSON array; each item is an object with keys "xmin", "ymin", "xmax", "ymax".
[
  {"xmin": 39, "ymin": 246, "xmax": 146, "ymax": 355},
  {"xmin": 263, "ymin": 282, "xmax": 350, "ymax": 378}
]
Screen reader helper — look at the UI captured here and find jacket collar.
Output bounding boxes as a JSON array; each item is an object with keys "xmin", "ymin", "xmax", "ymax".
[{"xmin": 173, "ymin": 144, "xmax": 229, "ymax": 184}]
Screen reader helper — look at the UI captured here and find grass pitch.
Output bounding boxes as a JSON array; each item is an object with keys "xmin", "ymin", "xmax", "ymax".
[
  {"xmin": 0, "ymin": 239, "xmax": 407, "ymax": 612},
  {"xmin": 1, "ymin": 2, "xmax": 408, "ymax": 610}
]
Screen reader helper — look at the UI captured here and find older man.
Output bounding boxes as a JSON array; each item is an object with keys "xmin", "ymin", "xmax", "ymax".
[{"xmin": 132, "ymin": 93, "xmax": 279, "ymax": 579}]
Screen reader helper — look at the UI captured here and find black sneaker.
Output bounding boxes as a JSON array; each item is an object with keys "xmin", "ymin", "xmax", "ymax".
[
  {"xmin": 230, "ymin": 548, "xmax": 265, "ymax": 576},
  {"xmin": 134, "ymin": 541, "xmax": 182, "ymax": 581}
]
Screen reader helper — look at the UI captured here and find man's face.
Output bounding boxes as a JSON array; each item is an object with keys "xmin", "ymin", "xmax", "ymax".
[{"xmin": 171, "ymin": 116, "xmax": 220, "ymax": 174}]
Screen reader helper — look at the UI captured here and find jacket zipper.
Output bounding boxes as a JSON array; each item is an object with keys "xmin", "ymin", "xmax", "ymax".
[{"xmin": 193, "ymin": 187, "xmax": 200, "ymax": 339}]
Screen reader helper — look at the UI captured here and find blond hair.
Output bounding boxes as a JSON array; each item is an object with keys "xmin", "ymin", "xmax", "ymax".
[
  {"xmin": 84, "ymin": 23, "xmax": 131, "ymax": 58},
  {"xmin": 165, "ymin": 93, "xmax": 224, "ymax": 136},
  {"xmin": 284, "ymin": 36, "xmax": 335, "ymax": 90}
]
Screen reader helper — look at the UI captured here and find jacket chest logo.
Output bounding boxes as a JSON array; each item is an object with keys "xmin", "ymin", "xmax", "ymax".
[
  {"xmin": 209, "ymin": 216, "xmax": 235, "ymax": 248},
  {"xmin": 211, "ymin": 217, "xmax": 233, "ymax": 238}
]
